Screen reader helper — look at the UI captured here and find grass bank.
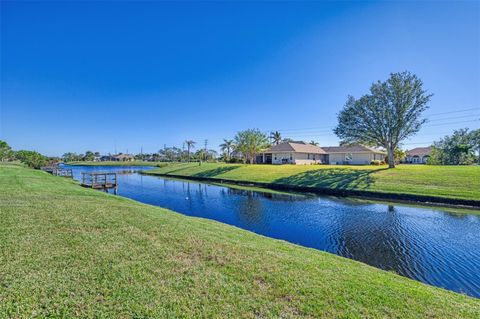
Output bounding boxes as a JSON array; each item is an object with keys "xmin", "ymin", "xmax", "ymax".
[
  {"xmin": 1, "ymin": 164, "xmax": 479, "ymax": 317},
  {"xmin": 68, "ymin": 161, "xmax": 166, "ymax": 167},
  {"xmin": 143, "ymin": 163, "xmax": 480, "ymax": 206}
]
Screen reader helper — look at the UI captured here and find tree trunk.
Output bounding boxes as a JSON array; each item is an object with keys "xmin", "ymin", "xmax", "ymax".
[{"xmin": 387, "ymin": 146, "xmax": 395, "ymax": 168}]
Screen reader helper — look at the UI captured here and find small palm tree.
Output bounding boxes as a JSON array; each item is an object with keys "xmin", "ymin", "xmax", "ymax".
[
  {"xmin": 309, "ymin": 140, "xmax": 319, "ymax": 146},
  {"xmin": 270, "ymin": 131, "xmax": 282, "ymax": 145},
  {"xmin": 219, "ymin": 139, "xmax": 235, "ymax": 161},
  {"xmin": 185, "ymin": 140, "xmax": 196, "ymax": 162}
]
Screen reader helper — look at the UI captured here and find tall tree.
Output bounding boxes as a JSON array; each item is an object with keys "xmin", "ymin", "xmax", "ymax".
[
  {"xmin": 270, "ymin": 131, "xmax": 282, "ymax": 145},
  {"xmin": 0, "ymin": 140, "xmax": 13, "ymax": 161},
  {"xmin": 219, "ymin": 139, "xmax": 235, "ymax": 161},
  {"xmin": 234, "ymin": 129, "xmax": 269, "ymax": 164},
  {"xmin": 83, "ymin": 151, "xmax": 95, "ymax": 161},
  {"xmin": 185, "ymin": 140, "xmax": 196, "ymax": 162},
  {"xmin": 470, "ymin": 129, "xmax": 480, "ymax": 164},
  {"xmin": 334, "ymin": 71, "xmax": 432, "ymax": 168},
  {"xmin": 309, "ymin": 140, "xmax": 319, "ymax": 146}
]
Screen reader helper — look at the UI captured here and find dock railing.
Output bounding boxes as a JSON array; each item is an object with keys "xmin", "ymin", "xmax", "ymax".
[
  {"xmin": 54, "ymin": 169, "xmax": 73, "ymax": 177},
  {"xmin": 41, "ymin": 166, "xmax": 73, "ymax": 178},
  {"xmin": 81, "ymin": 172, "xmax": 118, "ymax": 194}
]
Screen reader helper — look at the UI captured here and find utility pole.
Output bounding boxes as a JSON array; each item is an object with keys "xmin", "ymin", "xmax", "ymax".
[
  {"xmin": 204, "ymin": 139, "xmax": 208, "ymax": 161},
  {"xmin": 182, "ymin": 142, "xmax": 185, "ymax": 162},
  {"xmin": 140, "ymin": 146, "xmax": 143, "ymax": 161}
]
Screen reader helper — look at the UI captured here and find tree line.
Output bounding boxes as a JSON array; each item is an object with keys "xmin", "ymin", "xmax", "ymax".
[
  {"xmin": 428, "ymin": 128, "xmax": 480, "ymax": 165},
  {"xmin": 0, "ymin": 140, "xmax": 49, "ymax": 168}
]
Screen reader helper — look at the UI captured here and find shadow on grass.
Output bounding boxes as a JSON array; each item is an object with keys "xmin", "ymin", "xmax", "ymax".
[
  {"xmin": 273, "ymin": 168, "xmax": 388, "ymax": 190},
  {"xmin": 193, "ymin": 165, "xmax": 240, "ymax": 178}
]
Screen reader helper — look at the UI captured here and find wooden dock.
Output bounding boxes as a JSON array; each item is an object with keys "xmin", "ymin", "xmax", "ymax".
[{"xmin": 81, "ymin": 172, "xmax": 118, "ymax": 194}]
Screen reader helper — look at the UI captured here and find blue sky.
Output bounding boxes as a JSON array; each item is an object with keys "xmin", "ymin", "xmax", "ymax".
[{"xmin": 1, "ymin": 1, "xmax": 479, "ymax": 156}]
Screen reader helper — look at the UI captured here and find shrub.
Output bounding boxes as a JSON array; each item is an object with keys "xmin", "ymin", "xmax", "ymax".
[
  {"xmin": 15, "ymin": 150, "xmax": 47, "ymax": 169},
  {"xmin": 228, "ymin": 158, "xmax": 243, "ymax": 163},
  {"xmin": 370, "ymin": 160, "xmax": 385, "ymax": 165}
]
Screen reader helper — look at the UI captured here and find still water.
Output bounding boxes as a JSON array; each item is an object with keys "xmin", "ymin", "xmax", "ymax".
[{"xmin": 65, "ymin": 165, "xmax": 480, "ymax": 298}]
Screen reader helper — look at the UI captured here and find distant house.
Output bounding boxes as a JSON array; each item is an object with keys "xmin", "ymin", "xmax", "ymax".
[
  {"xmin": 112, "ymin": 153, "xmax": 135, "ymax": 162},
  {"xmin": 321, "ymin": 145, "xmax": 386, "ymax": 165},
  {"xmin": 100, "ymin": 155, "xmax": 113, "ymax": 161},
  {"xmin": 257, "ymin": 141, "xmax": 328, "ymax": 165},
  {"xmin": 405, "ymin": 147, "xmax": 432, "ymax": 164}
]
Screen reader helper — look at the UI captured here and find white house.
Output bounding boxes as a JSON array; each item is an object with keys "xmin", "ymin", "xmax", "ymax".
[
  {"xmin": 405, "ymin": 147, "xmax": 432, "ymax": 164},
  {"xmin": 257, "ymin": 141, "xmax": 328, "ymax": 165},
  {"xmin": 321, "ymin": 145, "xmax": 386, "ymax": 165}
]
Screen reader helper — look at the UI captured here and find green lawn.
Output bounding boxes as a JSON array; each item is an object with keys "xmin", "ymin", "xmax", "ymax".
[
  {"xmin": 1, "ymin": 164, "xmax": 479, "ymax": 318},
  {"xmin": 144, "ymin": 163, "xmax": 480, "ymax": 203},
  {"xmin": 68, "ymin": 160, "xmax": 167, "ymax": 166}
]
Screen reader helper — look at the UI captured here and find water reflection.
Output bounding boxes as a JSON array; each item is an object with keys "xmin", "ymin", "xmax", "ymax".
[{"xmin": 65, "ymin": 165, "xmax": 480, "ymax": 298}]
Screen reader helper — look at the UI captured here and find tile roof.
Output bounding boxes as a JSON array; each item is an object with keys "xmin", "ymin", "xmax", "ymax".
[
  {"xmin": 322, "ymin": 145, "xmax": 387, "ymax": 154},
  {"xmin": 265, "ymin": 142, "xmax": 327, "ymax": 154},
  {"xmin": 406, "ymin": 147, "xmax": 432, "ymax": 156}
]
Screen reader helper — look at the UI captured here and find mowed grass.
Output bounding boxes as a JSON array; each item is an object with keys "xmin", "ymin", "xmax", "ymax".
[
  {"xmin": 1, "ymin": 164, "xmax": 479, "ymax": 318},
  {"xmin": 145, "ymin": 163, "xmax": 480, "ymax": 201}
]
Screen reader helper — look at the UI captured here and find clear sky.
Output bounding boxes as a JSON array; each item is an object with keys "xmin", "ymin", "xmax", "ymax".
[{"xmin": 1, "ymin": 1, "xmax": 479, "ymax": 156}]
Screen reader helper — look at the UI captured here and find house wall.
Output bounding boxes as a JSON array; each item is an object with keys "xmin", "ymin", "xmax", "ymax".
[
  {"xmin": 406, "ymin": 155, "xmax": 429, "ymax": 164},
  {"xmin": 328, "ymin": 152, "xmax": 381, "ymax": 165},
  {"xmin": 271, "ymin": 152, "xmax": 326, "ymax": 165}
]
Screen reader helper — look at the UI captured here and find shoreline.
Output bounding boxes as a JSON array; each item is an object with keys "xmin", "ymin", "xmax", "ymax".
[{"xmin": 141, "ymin": 170, "xmax": 480, "ymax": 209}]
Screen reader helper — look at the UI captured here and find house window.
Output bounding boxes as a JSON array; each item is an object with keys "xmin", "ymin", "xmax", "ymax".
[
  {"xmin": 290, "ymin": 154, "xmax": 293, "ymax": 160},
  {"xmin": 345, "ymin": 153, "xmax": 353, "ymax": 161},
  {"xmin": 313, "ymin": 155, "xmax": 316, "ymax": 160},
  {"xmin": 308, "ymin": 154, "xmax": 310, "ymax": 159},
  {"xmin": 274, "ymin": 156, "xmax": 277, "ymax": 160}
]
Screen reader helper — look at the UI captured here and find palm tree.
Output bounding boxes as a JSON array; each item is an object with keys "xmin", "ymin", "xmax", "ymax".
[
  {"xmin": 270, "ymin": 131, "xmax": 282, "ymax": 145},
  {"xmin": 185, "ymin": 140, "xmax": 196, "ymax": 162},
  {"xmin": 309, "ymin": 140, "xmax": 319, "ymax": 146},
  {"xmin": 219, "ymin": 139, "xmax": 235, "ymax": 161}
]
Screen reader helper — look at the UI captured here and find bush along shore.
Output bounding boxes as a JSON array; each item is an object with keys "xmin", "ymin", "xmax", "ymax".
[
  {"xmin": 2, "ymin": 163, "xmax": 480, "ymax": 317},
  {"xmin": 141, "ymin": 163, "xmax": 480, "ymax": 208}
]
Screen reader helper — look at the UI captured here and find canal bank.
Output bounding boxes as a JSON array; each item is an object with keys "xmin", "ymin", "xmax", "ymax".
[
  {"xmin": 2, "ymin": 163, "xmax": 479, "ymax": 318},
  {"xmin": 141, "ymin": 163, "xmax": 480, "ymax": 208}
]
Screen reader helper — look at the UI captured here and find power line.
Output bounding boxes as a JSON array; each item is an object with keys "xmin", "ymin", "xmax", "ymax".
[
  {"xmin": 425, "ymin": 107, "xmax": 480, "ymax": 117},
  {"xmin": 426, "ymin": 114, "xmax": 480, "ymax": 123},
  {"xmin": 268, "ymin": 112, "xmax": 480, "ymax": 134},
  {"xmin": 424, "ymin": 119, "xmax": 480, "ymax": 128}
]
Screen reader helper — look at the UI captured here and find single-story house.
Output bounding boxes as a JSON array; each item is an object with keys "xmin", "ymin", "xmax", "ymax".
[
  {"xmin": 112, "ymin": 153, "xmax": 135, "ymax": 162},
  {"xmin": 321, "ymin": 145, "xmax": 386, "ymax": 165},
  {"xmin": 100, "ymin": 155, "xmax": 113, "ymax": 161},
  {"xmin": 257, "ymin": 141, "xmax": 328, "ymax": 165},
  {"xmin": 405, "ymin": 147, "xmax": 432, "ymax": 164}
]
